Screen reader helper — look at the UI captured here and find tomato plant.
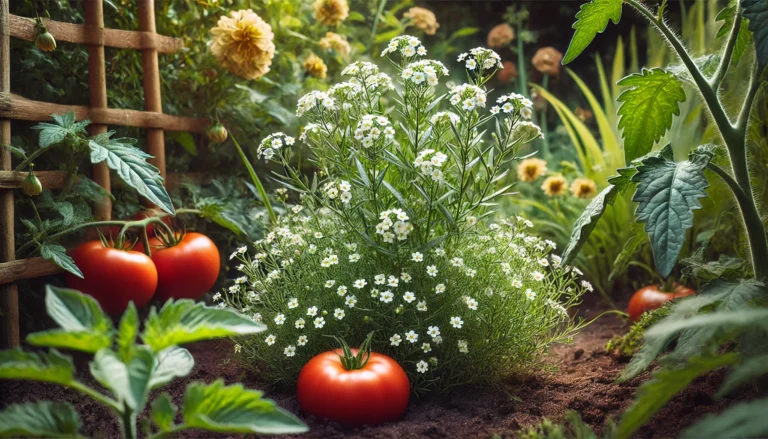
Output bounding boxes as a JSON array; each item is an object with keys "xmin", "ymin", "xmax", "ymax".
[
  {"xmin": 131, "ymin": 208, "xmax": 173, "ymax": 236},
  {"xmin": 627, "ymin": 284, "xmax": 695, "ymax": 322},
  {"xmin": 135, "ymin": 232, "xmax": 220, "ymax": 300},
  {"xmin": 297, "ymin": 334, "xmax": 410, "ymax": 427},
  {"xmin": 66, "ymin": 240, "xmax": 157, "ymax": 314}
]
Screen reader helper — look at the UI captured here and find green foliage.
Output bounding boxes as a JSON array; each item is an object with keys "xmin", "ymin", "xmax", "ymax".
[
  {"xmin": 681, "ymin": 397, "xmax": 768, "ymax": 438},
  {"xmin": 0, "ymin": 285, "xmax": 305, "ymax": 438},
  {"xmin": 516, "ymin": 411, "xmax": 609, "ymax": 439},
  {"xmin": 716, "ymin": 3, "xmax": 752, "ymax": 67},
  {"xmin": 605, "ymin": 304, "xmax": 671, "ymax": 358},
  {"xmin": 563, "ymin": 0, "xmax": 624, "ymax": 64},
  {"xmin": 742, "ymin": 0, "xmax": 768, "ymax": 72},
  {"xmin": 616, "ymin": 69, "xmax": 687, "ymax": 163}
]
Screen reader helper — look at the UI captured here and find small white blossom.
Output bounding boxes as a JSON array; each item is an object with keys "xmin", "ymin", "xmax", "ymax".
[{"xmin": 390, "ymin": 334, "xmax": 402, "ymax": 346}]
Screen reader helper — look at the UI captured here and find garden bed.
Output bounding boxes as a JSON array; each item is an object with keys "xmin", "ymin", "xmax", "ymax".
[{"xmin": 1, "ymin": 303, "xmax": 755, "ymax": 439}]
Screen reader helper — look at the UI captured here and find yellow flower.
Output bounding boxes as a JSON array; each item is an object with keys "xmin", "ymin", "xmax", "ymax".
[
  {"xmin": 542, "ymin": 175, "xmax": 568, "ymax": 197},
  {"xmin": 209, "ymin": 9, "xmax": 275, "ymax": 80},
  {"xmin": 487, "ymin": 23, "xmax": 515, "ymax": 48},
  {"xmin": 318, "ymin": 32, "xmax": 351, "ymax": 57},
  {"xmin": 403, "ymin": 7, "xmax": 439, "ymax": 35},
  {"xmin": 516, "ymin": 158, "xmax": 547, "ymax": 182},
  {"xmin": 570, "ymin": 178, "xmax": 598, "ymax": 199},
  {"xmin": 303, "ymin": 53, "xmax": 328, "ymax": 79},
  {"xmin": 313, "ymin": 0, "xmax": 349, "ymax": 26},
  {"xmin": 532, "ymin": 47, "xmax": 563, "ymax": 76}
]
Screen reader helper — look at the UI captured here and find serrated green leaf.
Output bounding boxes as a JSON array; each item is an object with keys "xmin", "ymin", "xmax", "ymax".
[
  {"xmin": 40, "ymin": 243, "xmax": 83, "ymax": 278},
  {"xmin": 31, "ymin": 111, "xmax": 88, "ymax": 149},
  {"xmin": 716, "ymin": 4, "xmax": 752, "ymax": 66},
  {"xmin": 645, "ymin": 308, "xmax": 768, "ymax": 339},
  {"xmin": 149, "ymin": 346, "xmax": 194, "ymax": 390},
  {"xmin": 181, "ymin": 380, "xmax": 308, "ymax": 434},
  {"xmin": 89, "ymin": 347, "xmax": 154, "ymax": 411},
  {"xmin": 141, "ymin": 300, "xmax": 266, "ymax": 352},
  {"xmin": 0, "ymin": 402, "xmax": 82, "ymax": 438},
  {"xmin": 563, "ymin": 0, "xmax": 624, "ymax": 64},
  {"xmin": 742, "ymin": 0, "xmax": 768, "ymax": 71},
  {"xmin": 561, "ymin": 167, "xmax": 636, "ymax": 265},
  {"xmin": 0, "ymin": 349, "xmax": 74, "ymax": 385},
  {"xmin": 717, "ymin": 354, "xmax": 768, "ymax": 397},
  {"xmin": 116, "ymin": 303, "xmax": 138, "ymax": 362},
  {"xmin": 617, "ymin": 69, "xmax": 686, "ymax": 163},
  {"xmin": 617, "ymin": 354, "xmax": 738, "ymax": 439},
  {"xmin": 151, "ymin": 394, "xmax": 177, "ymax": 432},
  {"xmin": 88, "ymin": 136, "xmax": 175, "ymax": 215},
  {"xmin": 631, "ymin": 144, "xmax": 710, "ymax": 277},
  {"xmin": 681, "ymin": 396, "xmax": 768, "ymax": 438},
  {"xmin": 26, "ymin": 286, "xmax": 113, "ymax": 353}
]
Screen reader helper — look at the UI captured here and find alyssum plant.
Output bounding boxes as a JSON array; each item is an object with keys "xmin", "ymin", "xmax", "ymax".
[
  {"xmin": 223, "ymin": 35, "xmax": 593, "ymax": 392},
  {"xmin": 560, "ymin": 0, "xmax": 768, "ymax": 437},
  {"xmin": 0, "ymin": 285, "xmax": 307, "ymax": 439}
]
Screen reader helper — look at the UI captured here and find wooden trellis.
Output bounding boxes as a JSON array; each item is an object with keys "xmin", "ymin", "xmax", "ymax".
[{"xmin": 0, "ymin": 0, "xmax": 211, "ymax": 347}]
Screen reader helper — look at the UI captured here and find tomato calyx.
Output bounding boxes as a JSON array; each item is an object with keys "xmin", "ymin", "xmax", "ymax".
[
  {"xmin": 152, "ymin": 223, "xmax": 187, "ymax": 248},
  {"xmin": 334, "ymin": 332, "xmax": 374, "ymax": 371},
  {"xmin": 97, "ymin": 229, "xmax": 139, "ymax": 252}
]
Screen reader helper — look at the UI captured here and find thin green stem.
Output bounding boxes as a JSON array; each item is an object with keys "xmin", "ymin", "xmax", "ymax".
[
  {"xmin": 69, "ymin": 381, "xmax": 121, "ymax": 411},
  {"xmin": 369, "ymin": 0, "xmax": 388, "ymax": 47},
  {"xmin": 736, "ymin": 65, "xmax": 763, "ymax": 134},
  {"xmin": 230, "ymin": 134, "xmax": 277, "ymax": 225},
  {"xmin": 14, "ymin": 147, "xmax": 49, "ymax": 172},
  {"xmin": 710, "ymin": 4, "xmax": 741, "ymax": 89}
]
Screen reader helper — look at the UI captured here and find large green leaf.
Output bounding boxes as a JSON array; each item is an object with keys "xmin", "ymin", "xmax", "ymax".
[
  {"xmin": 742, "ymin": 0, "xmax": 768, "ymax": 72},
  {"xmin": 682, "ymin": 396, "xmax": 768, "ymax": 438},
  {"xmin": 31, "ymin": 111, "xmax": 89, "ymax": 148},
  {"xmin": 617, "ymin": 69, "xmax": 686, "ymax": 163},
  {"xmin": 40, "ymin": 243, "xmax": 83, "ymax": 279},
  {"xmin": 617, "ymin": 354, "xmax": 738, "ymax": 439},
  {"xmin": 631, "ymin": 145, "xmax": 710, "ymax": 278},
  {"xmin": 141, "ymin": 300, "xmax": 266, "ymax": 352},
  {"xmin": 148, "ymin": 346, "xmax": 195, "ymax": 390},
  {"xmin": 26, "ymin": 286, "xmax": 113, "ymax": 353},
  {"xmin": 0, "ymin": 349, "xmax": 74, "ymax": 386},
  {"xmin": 88, "ymin": 134, "xmax": 175, "ymax": 214},
  {"xmin": 561, "ymin": 167, "xmax": 636, "ymax": 265},
  {"xmin": 717, "ymin": 354, "xmax": 768, "ymax": 397},
  {"xmin": 89, "ymin": 347, "xmax": 155, "ymax": 411},
  {"xmin": 0, "ymin": 402, "xmax": 82, "ymax": 438},
  {"xmin": 563, "ymin": 0, "xmax": 624, "ymax": 64},
  {"xmin": 181, "ymin": 380, "xmax": 308, "ymax": 434},
  {"xmin": 716, "ymin": 3, "xmax": 752, "ymax": 66}
]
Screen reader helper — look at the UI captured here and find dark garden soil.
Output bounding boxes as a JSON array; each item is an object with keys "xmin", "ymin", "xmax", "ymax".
[{"xmin": 1, "ymin": 301, "xmax": 756, "ymax": 439}]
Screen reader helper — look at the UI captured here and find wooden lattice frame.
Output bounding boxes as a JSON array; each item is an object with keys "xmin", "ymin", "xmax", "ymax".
[{"xmin": 0, "ymin": 0, "xmax": 210, "ymax": 347}]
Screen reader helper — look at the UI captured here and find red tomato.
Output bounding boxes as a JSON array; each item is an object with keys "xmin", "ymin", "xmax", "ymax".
[
  {"xmin": 135, "ymin": 232, "xmax": 220, "ymax": 301},
  {"xmin": 66, "ymin": 241, "xmax": 157, "ymax": 314},
  {"xmin": 297, "ymin": 348, "xmax": 410, "ymax": 427},
  {"xmin": 132, "ymin": 208, "xmax": 173, "ymax": 236},
  {"xmin": 628, "ymin": 284, "xmax": 695, "ymax": 322}
]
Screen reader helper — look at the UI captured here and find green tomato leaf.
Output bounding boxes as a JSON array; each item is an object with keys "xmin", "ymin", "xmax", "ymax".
[
  {"xmin": 181, "ymin": 380, "xmax": 308, "ymax": 435},
  {"xmin": 151, "ymin": 394, "xmax": 178, "ymax": 433},
  {"xmin": 717, "ymin": 354, "xmax": 768, "ymax": 398},
  {"xmin": 89, "ymin": 347, "xmax": 155, "ymax": 411},
  {"xmin": 141, "ymin": 300, "xmax": 266, "ymax": 353},
  {"xmin": 617, "ymin": 354, "xmax": 738, "ymax": 439},
  {"xmin": 26, "ymin": 286, "xmax": 113, "ymax": 353},
  {"xmin": 716, "ymin": 3, "xmax": 752, "ymax": 66},
  {"xmin": 681, "ymin": 396, "xmax": 768, "ymax": 438},
  {"xmin": 40, "ymin": 243, "xmax": 83, "ymax": 279},
  {"xmin": 617, "ymin": 68, "xmax": 687, "ymax": 163},
  {"xmin": 116, "ymin": 303, "xmax": 139, "ymax": 362},
  {"xmin": 31, "ymin": 111, "xmax": 89, "ymax": 149},
  {"xmin": 561, "ymin": 166, "xmax": 636, "ymax": 265},
  {"xmin": 742, "ymin": 0, "xmax": 768, "ymax": 72},
  {"xmin": 148, "ymin": 346, "xmax": 195, "ymax": 390},
  {"xmin": 0, "ymin": 402, "xmax": 82, "ymax": 438},
  {"xmin": 0, "ymin": 349, "xmax": 75, "ymax": 386},
  {"xmin": 631, "ymin": 144, "xmax": 710, "ymax": 278},
  {"xmin": 88, "ymin": 135, "xmax": 175, "ymax": 215},
  {"xmin": 563, "ymin": 0, "xmax": 624, "ymax": 64}
]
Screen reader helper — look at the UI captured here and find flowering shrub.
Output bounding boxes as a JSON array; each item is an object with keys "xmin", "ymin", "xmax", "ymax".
[{"xmin": 223, "ymin": 36, "xmax": 590, "ymax": 391}]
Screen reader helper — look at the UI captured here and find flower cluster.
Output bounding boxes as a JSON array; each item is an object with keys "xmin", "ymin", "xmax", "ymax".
[
  {"xmin": 457, "ymin": 47, "xmax": 503, "ymax": 72},
  {"xmin": 209, "ymin": 9, "xmax": 275, "ymax": 80},
  {"xmin": 354, "ymin": 114, "xmax": 395, "ymax": 148},
  {"xmin": 256, "ymin": 133, "xmax": 295, "ymax": 161},
  {"xmin": 448, "ymin": 84, "xmax": 487, "ymax": 112},
  {"xmin": 403, "ymin": 7, "xmax": 440, "ymax": 35},
  {"xmin": 296, "ymin": 90, "xmax": 335, "ymax": 117},
  {"xmin": 516, "ymin": 158, "xmax": 598, "ymax": 199},
  {"xmin": 322, "ymin": 180, "xmax": 353, "ymax": 204},
  {"xmin": 430, "ymin": 111, "xmax": 460, "ymax": 129},
  {"xmin": 491, "ymin": 93, "xmax": 534, "ymax": 119},
  {"xmin": 341, "ymin": 62, "xmax": 394, "ymax": 96},
  {"xmin": 413, "ymin": 149, "xmax": 448, "ymax": 182},
  {"xmin": 402, "ymin": 60, "xmax": 449, "ymax": 87},
  {"xmin": 381, "ymin": 35, "xmax": 427, "ymax": 58},
  {"xmin": 375, "ymin": 208, "xmax": 413, "ymax": 242}
]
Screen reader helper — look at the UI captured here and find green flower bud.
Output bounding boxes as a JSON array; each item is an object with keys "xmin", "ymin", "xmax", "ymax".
[
  {"xmin": 35, "ymin": 29, "xmax": 57, "ymax": 52},
  {"xmin": 207, "ymin": 122, "xmax": 228, "ymax": 144},
  {"xmin": 22, "ymin": 169, "xmax": 42, "ymax": 196}
]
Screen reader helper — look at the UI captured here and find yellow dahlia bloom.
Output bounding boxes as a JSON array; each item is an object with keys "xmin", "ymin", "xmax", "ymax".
[
  {"xmin": 303, "ymin": 53, "xmax": 328, "ymax": 79},
  {"xmin": 542, "ymin": 175, "xmax": 568, "ymax": 197},
  {"xmin": 318, "ymin": 32, "xmax": 351, "ymax": 57},
  {"xmin": 404, "ymin": 7, "xmax": 439, "ymax": 35},
  {"xmin": 210, "ymin": 9, "xmax": 275, "ymax": 80},
  {"xmin": 487, "ymin": 23, "xmax": 515, "ymax": 48},
  {"xmin": 516, "ymin": 158, "xmax": 547, "ymax": 182},
  {"xmin": 314, "ymin": 0, "xmax": 349, "ymax": 26},
  {"xmin": 570, "ymin": 178, "xmax": 598, "ymax": 199},
  {"xmin": 532, "ymin": 47, "xmax": 563, "ymax": 76}
]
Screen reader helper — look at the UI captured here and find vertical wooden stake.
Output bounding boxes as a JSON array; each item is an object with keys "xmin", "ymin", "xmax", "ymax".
[
  {"xmin": 85, "ymin": 1, "xmax": 111, "ymax": 220},
  {"xmin": 138, "ymin": 0, "xmax": 166, "ymax": 182},
  {"xmin": 0, "ymin": 0, "xmax": 20, "ymax": 347}
]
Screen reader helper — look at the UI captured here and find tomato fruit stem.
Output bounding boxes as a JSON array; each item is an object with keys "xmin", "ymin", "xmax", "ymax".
[{"xmin": 335, "ymin": 332, "xmax": 374, "ymax": 371}]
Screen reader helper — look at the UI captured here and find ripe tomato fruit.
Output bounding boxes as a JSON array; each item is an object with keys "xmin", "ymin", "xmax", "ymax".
[
  {"xmin": 135, "ymin": 232, "xmax": 220, "ymax": 301},
  {"xmin": 131, "ymin": 208, "xmax": 173, "ymax": 236},
  {"xmin": 297, "ymin": 337, "xmax": 410, "ymax": 427},
  {"xmin": 66, "ymin": 241, "xmax": 157, "ymax": 314},
  {"xmin": 628, "ymin": 284, "xmax": 695, "ymax": 321}
]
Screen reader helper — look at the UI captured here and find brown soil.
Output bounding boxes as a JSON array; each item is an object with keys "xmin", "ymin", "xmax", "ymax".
[{"xmin": 1, "ymin": 306, "xmax": 756, "ymax": 439}]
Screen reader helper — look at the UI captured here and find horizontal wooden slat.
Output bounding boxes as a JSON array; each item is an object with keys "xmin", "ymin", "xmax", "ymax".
[
  {"xmin": 0, "ymin": 171, "xmax": 211, "ymax": 190},
  {"xmin": 9, "ymin": 14, "xmax": 183, "ymax": 54},
  {"xmin": 0, "ymin": 256, "xmax": 62, "ymax": 285},
  {"xmin": 0, "ymin": 93, "xmax": 209, "ymax": 133}
]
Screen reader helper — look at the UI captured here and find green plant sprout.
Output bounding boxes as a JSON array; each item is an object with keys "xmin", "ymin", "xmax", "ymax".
[{"xmin": 0, "ymin": 285, "xmax": 308, "ymax": 439}]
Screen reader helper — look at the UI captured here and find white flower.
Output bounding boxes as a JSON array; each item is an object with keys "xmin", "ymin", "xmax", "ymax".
[
  {"xmin": 401, "ymin": 272, "xmax": 412, "ymax": 283},
  {"xmin": 325, "ymin": 280, "xmax": 336, "ymax": 288},
  {"xmin": 288, "ymin": 298, "xmax": 299, "ymax": 309},
  {"xmin": 551, "ymin": 255, "xmax": 562, "ymax": 267},
  {"xmin": 295, "ymin": 318, "xmax": 305, "ymax": 329},
  {"xmin": 307, "ymin": 306, "xmax": 318, "ymax": 317},
  {"xmin": 458, "ymin": 339, "xmax": 469, "ymax": 353},
  {"xmin": 426, "ymin": 265, "xmax": 438, "ymax": 277},
  {"xmin": 345, "ymin": 295, "xmax": 358, "ymax": 308},
  {"xmin": 450, "ymin": 257, "xmax": 464, "ymax": 267},
  {"xmin": 450, "ymin": 316, "xmax": 464, "ymax": 329},
  {"xmin": 337, "ymin": 285, "xmax": 348, "ymax": 296},
  {"xmin": 525, "ymin": 289, "xmax": 537, "ymax": 301},
  {"xmin": 427, "ymin": 326, "xmax": 440, "ymax": 337},
  {"xmin": 538, "ymin": 258, "xmax": 549, "ymax": 267},
  {"xmin": 380, "ymin": 290, "xmax": 394, "ymax": 303},
  {"xmin": 511, "ymin": 278, "xmax": 523, "ymax": 288},
  {"xmin": 434, "ymin": 283, "xmax": 446, "ymax": 294},
  {"xmin": 403, "ymin": 291, "xmax": 416, "ymax": 303},
  {"xmin": 411, "ymin": 252, "xmax": 424, "ymax": 262},
  {"xmin": 234, "ymin": 343, "xmax": 242, "ymax": 353},
  {"xmin": 284, "ymin": 345, "xmax": 296, "ymax": 357},
  {"xmin": 387, "ymin": 275, "xmax": 399, "ymax": 287},
  {"xmin": 405, "ymin": 330, "xmax": 419, "ymax": 343},
  {"xmin": 298, "ymin": 335, "xmax": 308, "ymax": 346},
  {"xmin": 374, "ymin": 274, "xmax": 386, "ymax": 284},
  {"xmin": 297, "ymin": 90, "xmax": 335, "ymax": 117},
  {"xmin": 581, "ymin": 280, "xmax": 594, "ymax": 292},
  {"xmin": 353, "ymin": 279, "xmax": 367, "ymax": 289},
  {"xmin": 390, "ymin": 334, "xmax": 402, "ymax": 346},
  {"xmin": 435, "ymin": 248, "xmax": 446, "ymax": 257},
  {"xmin": 314, "ymin": 317, "xmax": 326, "ymax": 328},
  {"xmin": 448, "ymin": 84, "xmax": 486, "ymax": 112},
  {"xmin": 465, "ymin": 297, "xmax": 478, "ymax": 310},
  {"xmin": 416, "ymin": 360, "xmax": 429, "ymax": 373},
  {"xmin": 422, "ymin": 343, "xmax": 432, "ymax": 353},
  {"xmin": 212, "ymin": 293, "xmax": 222, "ymax": 302},
  {"xmin": 265, "ymin": 334, "xmax": 277, "ymax": 346},
  {"xmin": 532, "ymin": 271, "xmax": 545, "ymax": 281},
  {"xmin": 334, "ymin": 308, "xmax": 345, "ymax": 320},
  {"xmin": 349, "ymin": 253, "xmax": 361, "ymax": 262},
  {"xmin": 417, "ymin": 301, "xmax": 428, "ymax": 312},
  {"xmin": 274, "ymin": 314, "xmax": 286, "ymax": 325}
]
